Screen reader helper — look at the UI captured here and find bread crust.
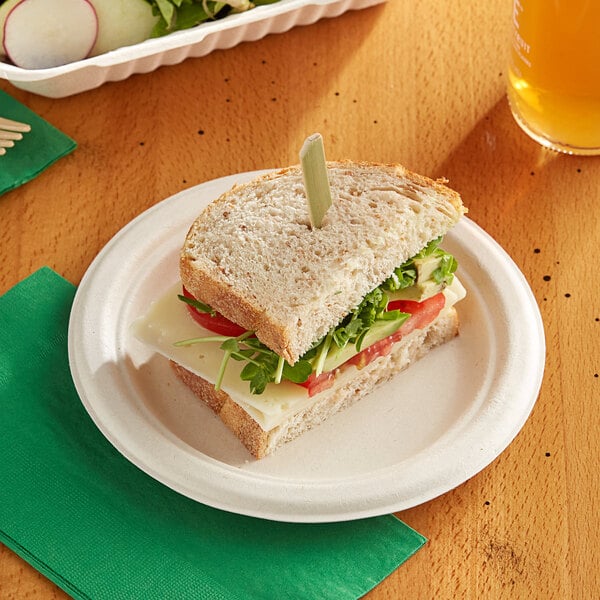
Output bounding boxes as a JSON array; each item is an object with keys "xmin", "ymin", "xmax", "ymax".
[
  {"xmin": 170, "ymin": 307, "xmax": 459, "ymax": 459},
  {"xmin": 180, "ymin": 161, "xmax": 466, "ymax": 364}
]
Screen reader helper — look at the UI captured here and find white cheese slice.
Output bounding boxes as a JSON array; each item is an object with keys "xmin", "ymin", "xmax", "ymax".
[{"xmin": 132, "ymin": 277, "xmax": 466, "ymax": 431}]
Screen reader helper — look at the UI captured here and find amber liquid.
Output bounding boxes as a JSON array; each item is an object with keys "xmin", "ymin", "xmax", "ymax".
[{"xmin": 507, "ymin": 0, "xmax": 600, "ymax": 154}]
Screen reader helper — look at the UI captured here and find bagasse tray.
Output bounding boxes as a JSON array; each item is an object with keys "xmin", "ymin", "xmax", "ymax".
[{"xmin": 0, "ymin": 0, "xmax": 386, "ymax": 98}]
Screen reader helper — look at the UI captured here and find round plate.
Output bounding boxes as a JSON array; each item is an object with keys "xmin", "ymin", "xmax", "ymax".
[{"xmin": 68, "ymin": 170, "xmax": 545, "ymax": 523}]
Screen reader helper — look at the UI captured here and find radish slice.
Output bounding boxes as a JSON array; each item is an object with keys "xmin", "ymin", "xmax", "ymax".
[
  {"xmin": 3, "ymin": 0, "xmax": 98, "ymax": 69},
  {"xmin": 0, "ymin": 0, "xmax": 21, "ymax": 60},
  {"xmin": 89, "ymin": 0, "xmax": 158, "ymax": 56}
]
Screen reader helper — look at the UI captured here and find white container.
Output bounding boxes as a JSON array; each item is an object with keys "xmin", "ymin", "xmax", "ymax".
[{"xmin": 0, "ymin": 0, "xmax": 386, "ymax": 98}]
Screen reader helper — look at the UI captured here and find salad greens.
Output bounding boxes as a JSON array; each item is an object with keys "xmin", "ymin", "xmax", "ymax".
[
  {"xmin": 175, "ymin": 238, "xmax": 458, "ymax": 395},
  {"xmin": 144, "ymin": 0, "xmax": 280, "ymax": 36},
  {"xmin": 381, "ymin": 236, "xmax": 458, "ymax": 292},
  {"xmin": 175, "ymin": 332, "xmax": 313, "ymax": 394},
  {"xmin": 177, "ymin": 293, "xmax": 216, "ymax": 316}
]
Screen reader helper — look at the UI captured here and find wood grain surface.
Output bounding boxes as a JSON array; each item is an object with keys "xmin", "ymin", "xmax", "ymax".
[{"xmin": 1, "ymin": 1, "xmax": 599, "ymax": 598}]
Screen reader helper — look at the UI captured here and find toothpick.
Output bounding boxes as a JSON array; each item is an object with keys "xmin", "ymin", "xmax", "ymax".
[{"xmin": 0, "ymin": 116, "xmax": 31, "ymax": 133}]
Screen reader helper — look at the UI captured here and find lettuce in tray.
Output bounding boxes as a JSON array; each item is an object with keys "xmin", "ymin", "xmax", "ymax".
[{"xmin": 147, "ymin": 0, "xmax": 280, "ymax": 36}]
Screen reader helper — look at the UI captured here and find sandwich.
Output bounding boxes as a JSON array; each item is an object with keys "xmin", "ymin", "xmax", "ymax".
[{"xmin": 133, "ymin": 160, "xmax": 467, "ymax": 459}]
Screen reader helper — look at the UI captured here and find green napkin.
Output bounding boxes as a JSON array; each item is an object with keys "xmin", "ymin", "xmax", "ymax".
[
  {"xmin": 0, "ymin": 90, "xmax": 76, "ymax": 195},
  {"xmin": 0, "ymin": 267, "xmax": 426, "ymax": 600}
]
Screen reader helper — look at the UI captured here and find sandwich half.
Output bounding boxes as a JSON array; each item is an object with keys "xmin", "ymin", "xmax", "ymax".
[{"xmin": 134, "ymin": 161, "xmax": 467, "ymax": 459}]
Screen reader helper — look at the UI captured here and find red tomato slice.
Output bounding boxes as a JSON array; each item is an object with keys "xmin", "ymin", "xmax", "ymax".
[
  {"xmin": 182, "ymin": 287, "xmax": 247, "ymax": 337},
  {"xmin": 388, "ymin": 292, "xmax": 446, "ymax": 338},
  {"xmin": 301, "ymin": 293, "xmax": 447, "ymax": 395},
  {"xmin": 346, "ymin": 335, "xmax": 395, "ymax": 370},
  {"xmin": 298, "ymin": 370, "xmax": 338, "ymax": 397}
]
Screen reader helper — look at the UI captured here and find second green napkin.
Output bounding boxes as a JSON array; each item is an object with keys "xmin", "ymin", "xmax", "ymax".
[
  {"xmin": 0, "ymin": 90, "xmax": 76, "ymax": 196},
  {"xmin": 0, "ymin": 267, "xmax": 426, "ymax": 600}
]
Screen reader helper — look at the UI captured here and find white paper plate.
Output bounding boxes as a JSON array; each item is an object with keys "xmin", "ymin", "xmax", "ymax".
[
  {"xmin": 0, "ymin": 0, "xmax": 385, "ymax": 98},
  {"xmin": 68, "ymin": 170, "xmax": 545, "ymax": 523}
]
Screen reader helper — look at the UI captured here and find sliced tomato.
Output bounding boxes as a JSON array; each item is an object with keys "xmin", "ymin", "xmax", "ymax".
[
  {"xmin": 298, "ymin": 370, "xmax": 338, "ymax": 397},
  {"xmin": 182, "ymin": 287, "xmax": 246, "ymax": 337},
  {"xmin": 388, "ymin": 292, "xmax": 446, "ymax": 338},
  {"xmin": 346, "ymin": 335, "xmax": 395, "ymax": 370}
]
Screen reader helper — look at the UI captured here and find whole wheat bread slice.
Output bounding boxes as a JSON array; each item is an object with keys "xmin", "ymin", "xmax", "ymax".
[{"xmin": 180, "ymin": 161, "xmax": 466, "ymax": 365}]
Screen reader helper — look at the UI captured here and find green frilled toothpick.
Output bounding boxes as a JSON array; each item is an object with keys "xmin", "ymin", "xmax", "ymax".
[{"xmin": 300, "ymin": 133, "xmax": 332, "ymax": 228}]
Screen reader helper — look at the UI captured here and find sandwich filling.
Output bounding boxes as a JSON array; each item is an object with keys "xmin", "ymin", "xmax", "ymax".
[
  {"xmin": 133, "ymin": 278, "xmax": 465, "ymax": 432},
  {"xmin": 133, "ymin": 237, "xmax": 466, "ymax": 429}
]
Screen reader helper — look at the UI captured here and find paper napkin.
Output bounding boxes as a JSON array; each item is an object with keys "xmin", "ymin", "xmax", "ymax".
[
  {"xmin": 0, "ymin": 90, "xmax": 76, "ymax": 195},
  {"xmin": 0, "ymin": 267, "xmax": 426, "ymax": 600}
]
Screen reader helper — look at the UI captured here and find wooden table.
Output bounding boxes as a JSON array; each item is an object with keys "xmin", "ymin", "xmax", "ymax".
[{"xmin": 1, "ymin": 1, "xmax": 598, "ymax": 598}]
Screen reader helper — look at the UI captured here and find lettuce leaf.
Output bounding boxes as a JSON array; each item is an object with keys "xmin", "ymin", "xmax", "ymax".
[
  {"xmin": 381, "ymin": 236, "xmax": 457, "ymax": 292},
  {"xmin": 144, "ymin": 0, "xmax": 279, "ymax": 36}
]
